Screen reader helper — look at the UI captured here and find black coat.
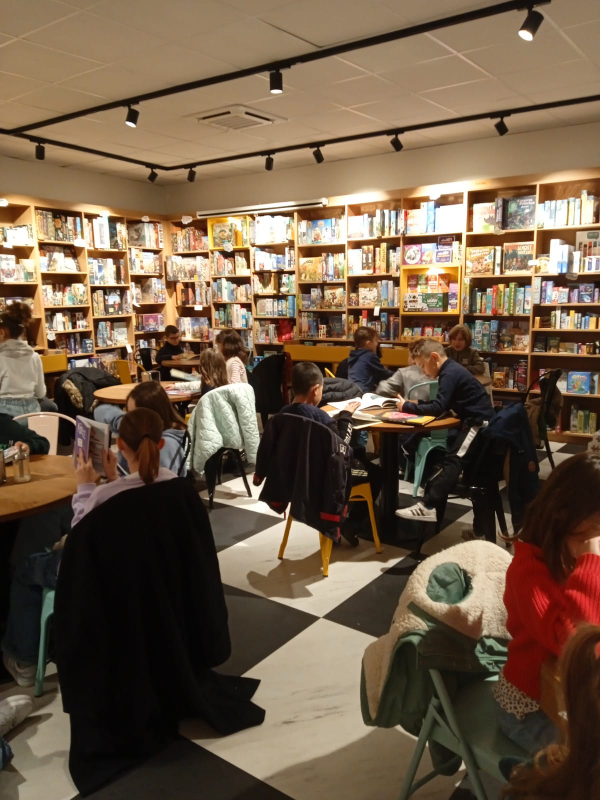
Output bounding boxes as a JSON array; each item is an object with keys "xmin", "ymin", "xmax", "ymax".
[
  {"xmin": 55, "ymin": 478, "xmax": 264, "ymax": 796},
  {"xmin": 321, "ymin": 377, "xmax": 362, "ymax": 405}
]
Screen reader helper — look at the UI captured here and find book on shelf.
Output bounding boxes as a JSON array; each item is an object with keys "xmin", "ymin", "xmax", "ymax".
[
  {"xmin": 297, "ymin": 217, "xmax": 345, "ymax": 245},
  {"xmin": 36, "ymin": 210, "xmax": 83, "ymax": 243},
  {"xmin": 127, "ymin": 221, "xmax": 164, "ymax": 249},
  {"xmin": 74, "ymin": 416, "xmax": 110, "ymax": 475},
  {"xmin": 0, "ymin": 255, "xmax": 36, "ymax": 282},
  {"xmin": 502, "ymin": 242, "xmax": 534, "ymax": 273},
  {"xmin": 0, "ymin": 224, "xmax": 35, "ymax": 247},
  {"xmin": 537, "ymin": 192, "xmax": 599, "ymax": 229},
  {"xmin": 129, "ymin": 248, "xmax": 161, "ymax": 274},
  {"xmin": 171, "ymin": 227, "xmax": 208, "ymax": 252},
  {"xmin": 211, "ymin": 222, "xmax": 236, "ymax": 250},
  {"xmin": 466, "ymin": 245, "xmax": 502, "ymax": 277},
  {"xmin": 88, "ymin": 257, "xmax": 125, "ymax": 285},
  {"xmin": 494, "ymin": 195, "xmax": 536, "ymax": 231},
  {"xmin": 471, "ymin": 202, "xmax": 496, "ymax": 233},
  {"xmin": 253, "ymin": 215, "xmax": 293, "ymax": 244},
  {"xmin": 176, "ymin": 317, "xmax": 211, "ymax": 341}
]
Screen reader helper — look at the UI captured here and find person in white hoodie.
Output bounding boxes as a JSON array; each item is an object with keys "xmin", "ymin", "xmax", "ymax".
[{"xmin": 0, "ymin": 302, "xmax": 46, "ymax": 419}]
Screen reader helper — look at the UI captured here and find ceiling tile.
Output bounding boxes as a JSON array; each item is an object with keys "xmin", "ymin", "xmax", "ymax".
[
  {"xmin": 224, "ymin": 0, "xmax": 294, "ymax": 13},
  {"xmin": 420, "ymin": 78, "xmax": 520, "ymax": 112},
  {"xmin": 524, "ymin": 81, "xmax": 600, "ymax": 105},
  {"xmin": 283, "ymin": 57, "xmax": 367, "ymax": 91},
  {"xmin": 169, "ymin": 76, "xmax": 275, "ymax": 115},
  {"xmin": 181, "ymin": 18, "xmax": 315, "ymax": 69},
  {"xmin": 185, "ymin": 129, "xmax": 269, "ymax": 154},
  {"xmin": 499, "ymin": 110, "xmax": 565, "ymax": 133},
  {"xmin": 0, "ymin": 101, "xmax": 55, "ymax": 126},
  {"xmin": 0, "ymin": 137, "xmax": 38, "ymax": 159},
  {"xmin": 341, "ymin": 34, "xmax": 451, "ymax": 73},
  {"xmin": 251, "ymin": 91, "xmax": 339, "ymax": 119},
  {"xmin": 44, "ymin": 148, "xmax": 105, "ymax": 165},
  {"xmin": 34, "ymin": 117, "xmax": 109, "ymax": 142},
  {"xmin": 501, "ymin": 59, "xmax": 600, "ymax": 95},
  {"xmin": 116, "ymin": 45, "xmax": 232, "ymax": 85},
  {"xmin": 0, "ymin": 71, "xmax": 48, "ymax": 103},
  {"xmin": 25, "ymin": 12, "xmax": 163, "ymax": 63},
  {"xmin": 549, "ymin": 99, "xmax": 600, "ymax": 125},
  {"xmin": 418, "ymin": 119, "xmax": 495, "ymax": 144},
  {"xmin": 59, "ymin": 66, "xmax": 163, "ymax": 99},
  {"xmin": 89, "ymin": 0, "xmax": 247, "ymax": 40},
  {"xmin": 0, "ymin": 33, "xmax": 13, "ymax": 46},
  {"xmin": 266, "ymin": 150, "xmax": 313, "ymax": 169},
  {"xmin": 0, "ymin": 40, "xmax": 102, "ymax": 82},
  {"xmin": 545, "ymin": 0, "xmax": 600, "ymax": 27},
  {"xmin": 0, "ymin": 0, "xmax": 77, "ymax": 37},
  {"xmin": 60, "ymin": 0, "xmax": 102, "ymax": 7},
  {"xmin": 378, "ymin": 0, "xmax": 486, "ymax": 23},
  {"xmin": 16, "ymin": 84, "xmax": 106, "ymax": 113},
  {"xmin": 151, "ymin": 141, "xmax": 228, "ymax": 160},
  {"xmin": 297, "ymin": 107, "xmax": 382, "ymax": 134},
  {"xmin": 100, "ymin": 125, "xmax": 190, "ymax": 151},
  {"xmin": 247, "ymin": 121, "xmax": 322, "ymax": 144},
  {"xmin": 310, "ymin": 75, "xmax": 407, "ymax": 106},
  {"xmin": 381, "ymin": 55, "xmax": 488, "ymax": 93},
  {"xmin": 259, "ymin": 0, "xmax": 405, "ymax": 47},
  {"xmin": 352, "ymin": 94, "xmax": 456, "ymax": 124},
  {"xmin": 428, "ymin": 10, "xmax": 523, "ymax": 52},
  {"xmin": 464, "ymin": 31, "xmax": 580, "ymax": 76},
  {"xmin": 563, "ymin": 21, "xmax": 600, "ymax": 68}
]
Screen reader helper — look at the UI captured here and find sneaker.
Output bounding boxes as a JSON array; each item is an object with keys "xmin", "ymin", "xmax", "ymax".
[
  {"xmin": 0, "ymin": 695, "xmax": 34, "ymax": 737},
  {"xmin": 461, "ymin": 529, "xmax": 485, "ymax": 542},
  {"xmin": 2, "ymin": 653, "xmax": 36, "ymax": 688},
  {"xmin": 395, "ymin": 502, "xmax": 437, "ymax": 521}
]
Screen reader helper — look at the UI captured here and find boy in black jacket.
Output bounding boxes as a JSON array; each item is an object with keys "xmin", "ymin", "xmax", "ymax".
[
  {"xmin": 395, "ymin": 339, "xmax": 493, "ymax": 521},
  {"xmin": 155, "ymin": 325, "xmax": 184, "ymax": 380},
  {"xmin": 348, "ymin": 327, "xmax": 393, "ymax": 393}
]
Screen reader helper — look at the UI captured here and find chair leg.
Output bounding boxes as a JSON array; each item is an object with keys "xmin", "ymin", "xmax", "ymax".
[
  {"xmin": 216, "ymin": 450, "xmax": 225, "ymax": 486},
  {"xmin": 233, "ymin": 451, "xmax": 252, "ymax": 498},
  {"xmin": 544, "ymin": 433, "xmax": 555, "ymax": 470},
  {"xmin": 493, "ymin": 488, "xmax": 508, "ymax": 536},
  {"xmin": 319, "ymin": 533, "xmax": 333, "ymax": 578},
  {"xmin": 398, "ymin": 704, "xmax": 437, "ymax": 800},
  {"xmin": 278, "ymin": 515, "xmax": 293, "ymax": 559},
  {"xmin": 34, "ymin": 589, "xmax": 54, "ymax": 698},
  {"xmin": 204, "ymin": 454, "xmax": 218, "ymax": 509}
]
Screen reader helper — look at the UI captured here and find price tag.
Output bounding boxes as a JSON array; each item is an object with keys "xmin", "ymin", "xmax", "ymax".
[
  {"xmin": 374, "ymin": 305, "xmax": 380, "ymax": 317},
  {"xmin": 194, "ymin": 305, "xmax": 203, "ymax": 311},
  {"xmin": 125, "ymin": 343, "xmax": 133, "ymax": 354}
]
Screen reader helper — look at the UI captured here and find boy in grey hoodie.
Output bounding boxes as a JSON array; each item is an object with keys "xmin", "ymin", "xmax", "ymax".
[{"xmin": 376, "ymin": 339, "xmax": 429, "ymax": 402}]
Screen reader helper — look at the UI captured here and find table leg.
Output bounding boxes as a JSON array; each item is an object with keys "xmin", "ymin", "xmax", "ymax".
[{"xmin": 379, "ymin": 431, "xmax": 400, "ymax": 527}]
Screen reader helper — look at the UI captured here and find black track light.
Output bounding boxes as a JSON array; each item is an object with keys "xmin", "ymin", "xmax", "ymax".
[
  {"xmin": 35, "ymin": 143, "xmax": 45, "ymax": 160},
  {"xmin": 187, "ymin": 168, "xmax": 196, "ymax": 183},
  {"xmin": 269, "ymin": 70, "xmax": 283, "ymax": 94},
  {"xmin": 148, "ymin": 168, "xmax": 158, "ymax": 183},
  {"xmin": 390, "ymin": 134, "xmax": 403, "ymax": 152},
  {"xmin": 265, "ymin": 155, "xmax": 274, "ymax": 171},
  {"xmin": 125, "ymin": 106, "xmax": 139, "ymax": 127},
  {"xmin": 519, "ymin": 8, "xmax": 544, "ymax": 41},
  {"xmin": 494, "ymin": 117, "xmax": 509, "ymax": 136},
  {"xmin": 312, "ymin": 147, "xmax": 324, "ymax": 164}
]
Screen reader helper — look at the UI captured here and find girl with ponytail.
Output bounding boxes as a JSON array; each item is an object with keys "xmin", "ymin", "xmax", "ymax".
[
  {"xmin": 0, "ymin": 301, "xmax": 46, "ymax": 418},
  {"xmin": 72, "ymin": 408, "xmax": 178, "ymax": 525}
]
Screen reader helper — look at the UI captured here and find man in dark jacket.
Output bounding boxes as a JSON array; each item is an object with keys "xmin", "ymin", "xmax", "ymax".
[
  {"xmin": 155, "ymin": 325, "xmax": 185, "ymax": 380},
  {"xmin": 395, "ymin": 339, "xmax": 493, "ymax": 522},
  {"xmin": 347, "ymin": 327, "xmax": 393, "ymax": 393}
]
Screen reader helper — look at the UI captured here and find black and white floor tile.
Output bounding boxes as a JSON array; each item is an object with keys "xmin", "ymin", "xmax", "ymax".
[{"xmin": 0, "ymin": 441, "xmax": 582, "ymax": 800}]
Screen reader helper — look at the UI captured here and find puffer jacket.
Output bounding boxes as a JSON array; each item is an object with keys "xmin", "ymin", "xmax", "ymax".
[
  {"xmin": 321, "ymin": 377, "xmax": 362, "ymax": 405},
  {"xmin": 188, "ymin": 383, "xmax": 259, "ymax": 473}
]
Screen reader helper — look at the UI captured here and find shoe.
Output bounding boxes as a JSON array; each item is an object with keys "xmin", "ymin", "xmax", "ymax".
[
  {"xmin": 461, "ymin": 529, "xmax": 485, "ymax": 542},
  {"xmin": 2, "ymin": 653, "xmax": 36, "ymax": 688},
  {"xmin": 395, "ymin": 502, "xmax": 436, "ymax": 521},
  {"xmin": 0, "ymin": 695, "xmax": 34, "ymax": 737}
]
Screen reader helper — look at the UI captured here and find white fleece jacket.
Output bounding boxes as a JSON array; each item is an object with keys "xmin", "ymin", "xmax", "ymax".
[{"xmin": 0, "ymin": 339, "xmax": 46, "ymax": 399}]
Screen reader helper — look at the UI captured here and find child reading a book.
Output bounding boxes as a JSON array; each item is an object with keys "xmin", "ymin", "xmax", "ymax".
[
  {"xmin": 218, "ymin": 331, "xmax": 248, "ymax": 384},
  {"xmin": 171, "ymin": 348, "xmax": 229, "ymax": 397},
  {"xmin": 376, "ymin": 338, "xmax": 429, "ymax": 401},
  {"xmin": 0, "ymin": 302, "xmax": 47, "ymax": 419},
  {"xmin": 395, "ymin": 338, "xmax": 493, "ymax": 521},
  {"xmin": 155, "ymin": 325, "xmax": 184, "ymax": 380},
  {"xmin": 348, "ymin": 326, "xmax": 393, "ymax": 393},
  {"xmin": 446, "ymin": 324, "xmax": 485, "ymax": 376},
  {"xmin": 493, "ymin": 453, "xmax": 600, "ymax": 754}
]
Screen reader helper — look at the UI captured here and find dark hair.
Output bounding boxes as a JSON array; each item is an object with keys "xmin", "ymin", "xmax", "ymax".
[
  {"xmin": 221, "ymin": 331, "xmax": 248, "ymax": 364},
  {"xmin": 118, "ymin": 408, "xmax": 163, "ymax": 485},
  {"xmin": 0, "ymin": 301, "xmax": 33, "ymax": 339},
  {"xmin": 128, "ymin": 381, "xmax": 186, "ymax": 430},
  {"xmin": 449, "ymin": 324, "xmax": 473, "ymax": 348},
  {"xmin": 354, "ymin": 326, "xmax": 378, "ymax": 348},
  {"xmin": 164, "ymin": 325, "xmax": 180, "ymax": 337},
  {"xmin": 292, "ymin": 362, "xmax": 323, "ymax": 395},
  {"xmin": 517, "ymin": 453, "xmax": 600, "ymax": 581},
  {"xmin": 215, "ymin": 330, "xmax": 227, "ymax": 345},
  {"xmin": 199, "ymin": 348, "xmax": 228, "ymax": 389}
]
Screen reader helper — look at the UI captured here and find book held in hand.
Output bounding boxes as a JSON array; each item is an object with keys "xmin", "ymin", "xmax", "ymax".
[{"xmin": 74, "ymin": 416, "xmax": 110, "ymax": 476}]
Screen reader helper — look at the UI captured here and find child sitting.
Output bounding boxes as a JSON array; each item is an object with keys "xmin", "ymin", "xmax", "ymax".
[
  {"xmin": 395, "ymin": 338, "xmax": 493, "ymax": 521},
  {"xmin": 171, "ymin": 347, "xmax": 229, "ymax": 397},
  {"xmin": 446, "ymin": 324, "xmax": 485, "ymax": 376},
  {"xmin": 0, "ymin": 412, "xmax": 49, "ymax": 455},
  {"xmin": 494, "ymin": 452, "xmax": 600, "ymax": 754},
  {"xmin": 348, "ymin": 326, "xmax": 393, "ymax": 393},
  {"xmin": 155, "ymin": 325, "xmax": 184, "ymax": 380},
  {"xmin": 218, "ymin": 331, "xmax": 248, "ymax": 384},
  {"xmin": 376, "ymin": 338, "xmax": 428, "ymax": 401},
  {"xmin": 0, "ymin": 302, "xmax": 46, "ymax": 418}
]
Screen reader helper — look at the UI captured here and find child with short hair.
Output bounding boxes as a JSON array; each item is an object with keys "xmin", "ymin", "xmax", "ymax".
[
  {"xmin": 376, "ymin": 338, "xmax": 428, "ymax": 401},
  {"xmin": 395, "ymin": 338, "xmax": 493, "ymax": 521},
  {"xmin": 494, "ymin": 452, "xmax": 600, "ymax": 754},
  {"xmin": 348, "ymin": 326, "xmax": 393, "ymax": 393},
  {"xmin": 155, "ymin": 325, "xmax": 184, "ymax": 380},
  {"xmin": 446, "ymin": 324, "xmax": 485, "ymax": 376}
]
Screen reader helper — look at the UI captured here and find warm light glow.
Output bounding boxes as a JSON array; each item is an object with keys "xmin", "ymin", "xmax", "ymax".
[{"xmin": 0, "ymin": 198, "xmax": 8, "ymax": 207}]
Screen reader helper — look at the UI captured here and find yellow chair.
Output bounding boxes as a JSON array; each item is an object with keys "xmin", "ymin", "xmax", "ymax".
[
  {"xmin": 115, "ymin": 360, "xmax": 133, "ymax": 384},
  {"xmin": 277, "ymin": 482, "xmax": 382, "ymax": 577},
  {"xmin": 324, "ymin": 368, "xmax": 335, "ymax": 378}
]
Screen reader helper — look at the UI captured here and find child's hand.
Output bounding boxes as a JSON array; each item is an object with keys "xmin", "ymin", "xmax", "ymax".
[
  {"xmin": 75, "ymin": 452, "xmax": 99, "ymax": 485},
  {"xmin": 346, "ymin": 401, "xmax": 360, "ymax": 414},
  {"xmin": 396, "ymin": 393, "xmax": 405, "ymax": 407},
  {"xmin": 14, "ymin": 441, "xmax": 30, "ymax": 455},
  {"xmin": 567, "ymin": 534, "xmax": 600, "ymax": 560},
  {"xmin": 102, "ymin": 449, "xmax": 119, "ymax": 482}
]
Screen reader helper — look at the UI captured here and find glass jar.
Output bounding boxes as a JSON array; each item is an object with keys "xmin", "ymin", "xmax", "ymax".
[{"xmin": 13, "ymin": 444, "xmax": 31, "ymax": 483}]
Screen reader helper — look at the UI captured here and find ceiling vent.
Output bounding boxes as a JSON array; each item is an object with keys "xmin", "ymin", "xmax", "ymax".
[{"xmin": 192, "ymin": 104, "xmax": 285, "ymax": 131}]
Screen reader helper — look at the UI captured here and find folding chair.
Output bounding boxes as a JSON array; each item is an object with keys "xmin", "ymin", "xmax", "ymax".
[{"xmin": 525, "ymin": 368, "xmax": 562, "ymax": 469}]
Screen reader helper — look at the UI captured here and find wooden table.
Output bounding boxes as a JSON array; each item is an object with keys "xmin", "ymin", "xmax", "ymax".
[
  {"xmin": 0, "ymin": 455, "xmax": 77, "ymax": 523},
  {"xmin": 161, "ymin": 358, "xmax": 200, "ymax": 370},
  {"xmin": 94, "ymin": 381, "xmax": 196, "ymax": 405}
]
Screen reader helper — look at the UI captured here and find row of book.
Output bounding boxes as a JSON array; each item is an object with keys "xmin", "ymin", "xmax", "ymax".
[
  {"xmin": 96, "ymin": 320, "xmax": 128, "ymax": 348},
  {"xmin": 211, "ymin": 279, "xmax": 251, "ymax": 303},
  {"xmin": 131, "ymin": 278, "xmax": 166, "ymax": 305},
  {"xmin": 403, "ymin": 240, "xmax": 462, "ymax": 266},
  {"xmin": 491, "ymin": 361, "xmax": 528, "ymax": 392},
  {"xmin": 67, "ymin": 352, "xmax": 121, "ymax": 371},
  {"xmin": 404, "ymin": 292, "xmax": 458, "ymax": 313},
  {"xmin": 297, "ymin": 217, "xmax": 345, "ymax": 245},
  {"xmin": 298, "ymin": 312, "xmax": 345, "ymax": 339},
  {"xmin": 569, "ymin": 406, "xmax": 598, "ymax": 435},
  {"xmin": 46, "ymin": 311, "xmax": 88, "ymax": 332},
  {"xmin": 84, "ymin": 218, "xmax": 127, "ymax": 251},
  {"xmin": 403, "ymin": 203, "xmax": 464, "ymax": 235},
  {"xmin": 40, "ymin": 246, "xmax": 79, "ymax": 272},
  {"xmin": 538, "ymin": 193, "xmax": 599, "ymax": 228},
  {"xmin": 254, "ymin": 319, "xmax": 294, "ymax": 344},
  {"xmin": 88, "ymin": 257, "xmax": 126, "ymax": 285},
  {"xmin": 92, "ymin": 288, "xmax": 132, "ymax": 316},
  {"xmin": 533, "ymin": 336, "xmax": 599, "ymax": 355},
  {"xmin": 171, "ymin": 227, "xmax": 208, "ymax": 253},
  {"xmin": 127, "ymin": 222, "xmax": 164, "ymax": 249},
  {"xmin": 255, "ymin": 297, "xmax": 296, "ymax": 317},
  {"xmin": 533, "ymin": 278, "xmax": 598, "ymax": 304},
  {"xmin": 347, "ymin": 210, "xmax": 402, "ymax": 239},
  {"xmin": 0, "ymin": 255, "xmax": 35, "ymax": 282},
  {"xmin": 539, "ymin": 369, "xmax": 599, "ymax": 396},
  {"xmin": 299, "ymin": 253, "xmax": 346, "ymax": 282},
  {"xmin": 129, "ymin": 248, "xmax": 161, "ymax": 274},
  {"xmin": 347, "ymin": 244, "xmax": 401, "ymax": 275},
  {"xmin": 210, "ymin": 252, "xmax": 250, "ymax": 277},
  {"xmin": 0, "ymin": 296, "xmax": 33, "ymax": 312},
  {"xmin": 55, "ymin": 333, "xmax": 94, "ymax": 355},
  {"xmin": 253, "ymin": 216, "xmax": 293, "ymax": 245},
  {"xmin": 211, "ymin": 221, "xmax": 249, "ymax": 250},
  {"xmin": 166, "ymin": 255, "xmax": 209, "ymax": 282},
  {"xmin": 535, "ymin": 311, "xmax": 600, "ymax": 330},
  {"xmin": 43, "ymin": 283, "xmax": 87, "ymax": 307},
  {"xmin": 176, "ymin": 317, "xmax": 212, "ymax": 341},
  {"xmin": 252, "ymin": 272, "xmax": 295, "ymax": 295},
  {"xmin": 175, "ymin": 282, "xmax": 211, "ymax": 307},
  {"xmin": 0, "ymin": 224, "xmax": 34, "ymax": 246},
  {"xmin": 36, "ymin": 210, "xmax": 83, "ymax": 242},
  {"xmin": 465, "ymin": 282, "xmax": 532, "ymax": 316},
  {"xmin": 466, "ymin": 243, "xmax": 534, "ymax": 276},
  {"xmin": 401, "ymin": 324, "xmax": 449, "ymax": 342},
  {"xmin": 299, "ymin": 287, "xmax": 345, "ymax": 311},
  {"xmin": 349, "ymin": 281, "xmax": 399, "ymax": 308},
  {"xmin": 254, "ymin": 247, "xmax": 295, "ymax": 272},
  {"xmin": 467, "ymin": 320, "xmax": 530, "ymax": 353},
  {"xmin": 349, "ymin": 313, "xmax": 400, "ymax": 341},
  {"xmin": 134, "ymin": 313, "xmax": 164, "ymax": 333},
  {"xmin": 214, "ymin": 305, "xmax": 252, "ymax": 329},
  {"xmin": 471, "ymin": 196, "xmax": 535, "ymax": 233}
]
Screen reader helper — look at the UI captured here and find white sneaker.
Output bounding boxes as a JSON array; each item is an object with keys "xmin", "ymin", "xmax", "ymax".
[
  {"xmin": 2, "ymin": 653, "xmax": 36, "ymax": 688},
  {"xmin": 395, "ymin": 502, "xmax": 437, "ymax": 521},
  {"xmin": 0, "ymin": 695, "xmax": 34, "ymax": 737}
]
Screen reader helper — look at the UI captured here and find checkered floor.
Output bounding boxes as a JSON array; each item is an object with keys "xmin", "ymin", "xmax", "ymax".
[{"xmin": 0, "ymin": 441, "xmax": 582, "ymax": 800}]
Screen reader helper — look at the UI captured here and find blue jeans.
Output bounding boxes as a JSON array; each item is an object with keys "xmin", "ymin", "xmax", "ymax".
[
  {"xmin": 496, "ymin": 702, "xmax": 558, "ymax": 754},
  {"xmin": 0, "ymin": 397, "xmax": 40, "ymax": 420},
  {"xmin": 1, "ymin": 550, "xmax": 61, "ymax": 666}
]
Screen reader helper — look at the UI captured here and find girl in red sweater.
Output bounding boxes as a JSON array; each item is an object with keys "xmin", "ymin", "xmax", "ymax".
[{"xmin": 494, "ymin": 452, "xmax": 600, "ymax": 753}]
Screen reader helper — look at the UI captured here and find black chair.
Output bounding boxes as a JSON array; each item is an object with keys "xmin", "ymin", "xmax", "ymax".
[
  {"xmin": 204, "ymin": 448, "xmax": 251, "ymax": 509},
  {"xmin": 525, "ymin": 368, "xmax": 562, "ymax": 469},
  {"xmin": 249, "ymin": 353, "xmax": 290, "ymax": 428},
  {"xmin": 335, "ymin": 358, "xmax": 349, "ymax": 380},
  {"xmin": 138, "ymin": 347, "xmax": 154, "ymax": 372}
]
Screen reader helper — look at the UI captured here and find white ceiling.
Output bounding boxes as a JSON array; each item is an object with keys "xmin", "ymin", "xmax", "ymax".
[{"xmin": 0, "ymin": 0, "xmax": 599, "ymax": 184}]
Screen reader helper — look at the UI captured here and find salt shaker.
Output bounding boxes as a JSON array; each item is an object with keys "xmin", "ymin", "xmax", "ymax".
[{"xmin": 13, "ymin": 444, "xmax": 31, "ymax": 483}]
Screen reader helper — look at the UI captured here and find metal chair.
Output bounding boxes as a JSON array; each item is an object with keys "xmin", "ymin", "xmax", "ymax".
[
  {"xmin": 525, "ymin": 368, "xmax": 562, "ymax": 469},
  {"xmin": 34, "ymin": 588, "xmax": 55, "ymax": 697},
  {"xmin": 404, "ymin": 381, "xmax": 449, "ymax": 497},
  {"xmin": 13, "ymin": 412, "xmax": 76, "ymax": 455},
  {"xmin": 115, "ymin": 359, "xmax": 133, "ymax": 384}
]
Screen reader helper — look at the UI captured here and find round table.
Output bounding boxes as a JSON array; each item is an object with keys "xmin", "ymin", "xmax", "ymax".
[
  {"xmin": 161, "ymin": 359, "xmax": 200, "ymax": 370},
  {"xmin": 0, "ymin": 455, "xmax": 77, "ymax": 523},
  {"xmin": 93, "ymin": 382, "xmax": 195, "ymax": 405}
]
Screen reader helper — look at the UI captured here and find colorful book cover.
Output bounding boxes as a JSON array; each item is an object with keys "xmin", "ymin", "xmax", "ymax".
[
  {"xmin": 466, "ymin": 246, "xmax": 495, "ymax": 276},
  {"xmin": 504, "ymin": 195, "xmax": 536, "ymax": 230},
  {"xmin": 567, "ymin": 372, "xmax": 591, "ymax": 394},
  {"xmin": 472, "ymin": 202, "xmax": 496, "ymax": 233},
  {"xmin": 503, "ymin": 242, "xmax": 534, "ymax": 273}
]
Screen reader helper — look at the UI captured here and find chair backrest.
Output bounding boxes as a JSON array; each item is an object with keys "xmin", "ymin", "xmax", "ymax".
[
  {"xmin": 540, "ymin": 368, "xmax": 563, "ymax": 423},
  {"xmin": 407, "ymin": 380, "xmax": 438, "ymax": 401},
  {"xmin": 40, "ymin": 352, "xmax": 68, "ymax": 374},
  {"xmin": 335, "ymin": 357, "xmax": 349, "ymax": 380},
  {"xmin": 12, "ymin": 412, "xmax": 76, "ymax": 455},
  {"xmin": 248, "ymin": 353, "xmax": 287, "ymax": 414},
  {"xmin": 138, "ymin": 348, "xmax": 154, "ymax": 371},
  {"xmin": 115, "ymin": 360, "xmax": 133, "ymax": 385}
]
